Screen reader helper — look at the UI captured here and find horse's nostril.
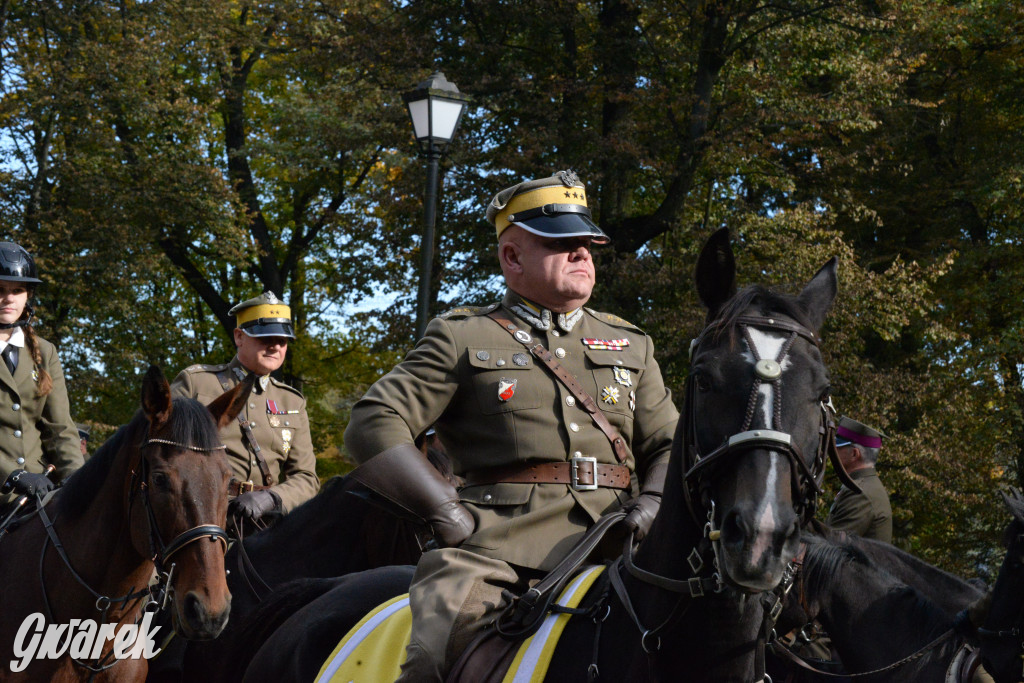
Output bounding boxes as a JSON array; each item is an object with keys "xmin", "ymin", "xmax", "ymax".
[{"xmin": 721, "ymin": 509, "xmax": 748, "ymax": 542}]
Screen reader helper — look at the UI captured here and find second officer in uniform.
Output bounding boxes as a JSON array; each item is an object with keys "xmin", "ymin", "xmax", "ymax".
[{"xmin": 171, "ymin": 292, "xmax": 319, "ymax": 524}]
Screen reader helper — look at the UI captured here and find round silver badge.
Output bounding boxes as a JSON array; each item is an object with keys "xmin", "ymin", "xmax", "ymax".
[
  {"xmin": 755, "ymin": 359, "xmax": 782, "ymax": 380},
  {"xmin": 476, "ymin": 350, "xmax": 490, "ymax": 361},
  {"xmin": 514, "ymin": 330, "xmax": 532, "ymax": 344},
  {"xmin": 513, "ymin": 353, "xmax": 529, "ymax": 366}
]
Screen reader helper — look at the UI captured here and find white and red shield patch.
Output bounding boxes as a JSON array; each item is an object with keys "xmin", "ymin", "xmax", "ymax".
[{"xmin": 498, "ymin": 378, "xmax": 517, "ymax": 402}]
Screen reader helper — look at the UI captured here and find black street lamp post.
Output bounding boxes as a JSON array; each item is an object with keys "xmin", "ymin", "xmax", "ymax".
[{"xmin": 403, "ymin": 71, "xmax": 470, "ymax": 339}]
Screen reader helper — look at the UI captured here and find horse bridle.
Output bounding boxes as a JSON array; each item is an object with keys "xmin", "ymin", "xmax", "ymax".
[
  {"xmin": 682, "ymin": 314, "xmax": 837, "ymax": 529},
  {"xmin": 34, "ymin": 434, "xmax": 230, "ymax": 675},
  {"xmin": 976, "ymin": 530, "xmax": 1024, "ymax": 680}
]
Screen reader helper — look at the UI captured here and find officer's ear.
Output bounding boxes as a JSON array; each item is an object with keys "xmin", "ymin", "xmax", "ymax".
[
  {"xmin": 498, "ymin": 240, "xmax": 524, "ymax": 275},
  {"xmin": 232, "ymin": 327, "xmax": 245, "ymax": 349}
]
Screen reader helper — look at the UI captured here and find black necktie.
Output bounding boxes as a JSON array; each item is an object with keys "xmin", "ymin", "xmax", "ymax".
[{"xmin": 2, "ymin": 345, "xmax": 18, "ymax": 375}]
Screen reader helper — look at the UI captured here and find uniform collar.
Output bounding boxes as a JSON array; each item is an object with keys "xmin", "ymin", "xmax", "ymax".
[
  {"xmin": 0, "ymin": 327, "xmax": 25, "ymax": 352},
  {"xmin": 502, "ymin": 290, "xmax": 584, "ymax": 333},
  {"xmin": 229, "ymin": 355, "xmax": 271, "ymax": 393}
]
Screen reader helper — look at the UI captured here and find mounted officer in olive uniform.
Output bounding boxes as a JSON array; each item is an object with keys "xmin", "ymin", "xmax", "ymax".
[
  {"xmin": 170, "ymin": 292, "xmax": 319, "ymax": 524},
  {"xmin": 344, "ymin": 170, "xmax": 679, "ymax": 682},
  {"xmin": 827, "ymin": 416, "xmax": 893, "ymax": 543},
  {"xmin": 0, "ymin": 242, "xmax": 83, "ymax": 508}
]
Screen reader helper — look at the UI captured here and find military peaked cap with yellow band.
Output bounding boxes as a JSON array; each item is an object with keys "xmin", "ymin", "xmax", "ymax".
[
  {"xmin": 486, "ymin": 170, "xmax": 610, "ymax": 243},
  {"xmin": 229, "ymin": 291, "xmax": 296, "ymax": 339}
]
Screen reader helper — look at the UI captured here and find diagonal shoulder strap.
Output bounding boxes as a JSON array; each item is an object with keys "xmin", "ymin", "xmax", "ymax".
[
  {"xmin": 487, "ymin": 312, "xmax": 631, "ymax": 464},
  {"xmin": 217, "ymin": 371, "xmax": 275, "ymax": 487}
]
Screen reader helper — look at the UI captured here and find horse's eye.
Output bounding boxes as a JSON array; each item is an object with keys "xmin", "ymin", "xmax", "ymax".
[
  {"xmin": 694, "ymin": 373, "xmax": 712, "ymax": 392},
  {"xmin": 151, "ymin": 472, "xmax": 171, "ymax": 491}
]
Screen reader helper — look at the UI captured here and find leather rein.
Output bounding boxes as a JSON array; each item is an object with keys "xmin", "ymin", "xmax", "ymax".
[{"xmin": 34, "ymin": 434, "xmax": 229, "ymax": 675}]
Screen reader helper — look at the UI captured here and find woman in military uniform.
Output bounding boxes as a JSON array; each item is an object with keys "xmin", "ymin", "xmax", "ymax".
[{"xmin": 0, "ymin": 242, "xmax": 84, "ymax": 506}]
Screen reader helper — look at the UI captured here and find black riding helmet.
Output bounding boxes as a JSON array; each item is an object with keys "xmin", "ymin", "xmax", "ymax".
[
  {"xmin": 0, "ymin": 242, "xmax": 42, "ymax": 285},
  {"xmin": 0, "ymin": 242, "xmax": 41, "ymax": 330}
]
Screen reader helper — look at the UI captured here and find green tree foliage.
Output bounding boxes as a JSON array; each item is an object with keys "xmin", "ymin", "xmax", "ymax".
[{"xmin": 0, "ymin": 0, "xmax": 1021, "ymax": 575}]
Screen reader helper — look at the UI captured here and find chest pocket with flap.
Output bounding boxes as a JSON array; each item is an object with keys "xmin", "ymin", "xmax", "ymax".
[
  {"xmin": 585, "ymin": 347, "xmax": 645, "ymax": 416},
  {"xmin": 468, "ymin": 346, "xmax": 544, "ymax": 415}
]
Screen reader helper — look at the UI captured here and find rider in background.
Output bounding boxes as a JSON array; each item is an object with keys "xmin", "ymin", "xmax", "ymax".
[
  {"xmin": 0, "ymin": 241, "xmax": 84, "ymax": 507},
  {"xmin": 171, "ymin": 291, "xmax": 319, "ymax": 528},
  {"xmin": 827, "ymin": 415, "xmax": 893, "ymax": 543},
  {"xmin": 345, "ymin": 170, "xmax": 680, "ymax": 682}
]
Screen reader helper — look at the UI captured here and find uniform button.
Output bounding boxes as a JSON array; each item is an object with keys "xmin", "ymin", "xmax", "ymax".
[
  {"xmin": 555, "ymin": 348, "xmax": 566, "ymax": 358},
  {"xmin": 496, "ymin": 359, "xmax": 506, "ymax": 366},
  {"xmin": 566, "ymin": 396, "xmax": 576, "ymax": 407},
  {"xmin": 574, "ymin": 451, "xmax": 583, "ymax": 458},
  {"xmin": 616, "ymin": 359, "xmax": 623, "ymax": 365},
  {"xmin": 251, "ymin": 460, "xmax": 257, "ymax": 466},
  {"xmin": 16, "ymin": 457, "xmax": 24, "ymax": 465},
  {"xmin": 569, "ymin": 423, "xmax": 580, "ymax": 432},
  {"xmin": 249, "ymin": 403, "xmax": 255, "ymax": 409},
  {"xmin": 483, "ymin": 493, "xmax": 493, "ymax": 502},
  {"xmin": 285, "ymin": 421, "xmax": 290, "ymax": 426},
  {"xmin": 11, "ymin": 403, "xmax": 19, "ymax": 411},
  {"xmin": 551, "ymin": 330, "xmax": 561, "ymax": 336},
  {"xmin": 13, "ymin": 430, "xmax": 22, "ymax": 438}
]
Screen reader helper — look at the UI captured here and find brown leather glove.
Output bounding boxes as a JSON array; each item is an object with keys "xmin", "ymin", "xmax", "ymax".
[
  {"xmin": 350, "ymin": 443, "xmax": 474, "ymax": 548},
  {"xmin": 623, "ymin": 461, "xmax": 668, "ymax": 542}
]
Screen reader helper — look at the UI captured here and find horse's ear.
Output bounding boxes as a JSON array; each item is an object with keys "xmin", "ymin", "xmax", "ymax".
[
  {"xmin": 141, "ymin": 364, "xmax": 173, "ymax": 431},
  {"xmin": 796, "ymin": 257, "xmax": 838, "ymax": 332},
  {"xmin": 207, "ymin": 372, "xmax": 256, "ymax": 429},
  {"xmin": 695, "ymin": 227, "xmax": 736, "ymax": 320}
]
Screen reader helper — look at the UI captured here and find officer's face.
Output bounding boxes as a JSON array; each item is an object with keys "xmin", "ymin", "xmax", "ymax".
[
  {"xmin": 234, "ymin": 329, "xmax": 289, "ymax": 375},
  {"xmin": 499, "ymin": 230, "xmax": 595, "ymax": 312},
  {"xmin": 0, "ymin": 282, "xmax": 28, "ymax": 326}
]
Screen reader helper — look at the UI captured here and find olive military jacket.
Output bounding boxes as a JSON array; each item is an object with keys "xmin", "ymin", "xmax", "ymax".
[
  {"xmin": 0, "ymin": 336, "xmax": 83, "ymax": 506},
  {"xmin": 826, "ymin": 467, "xmax": 893, "ymax": 543},
  {"xmin": 345, "ymin": 291, "xmax": 679, "ymax": 571},
  {"xmin": 170, "ymin": 356, "xmax": 320, "ymax": 513}
]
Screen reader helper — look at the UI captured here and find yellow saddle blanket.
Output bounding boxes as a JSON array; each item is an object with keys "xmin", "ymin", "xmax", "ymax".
[{"xmin": 314, "ymin": 565, "xmax": 606, "ymax": 683}]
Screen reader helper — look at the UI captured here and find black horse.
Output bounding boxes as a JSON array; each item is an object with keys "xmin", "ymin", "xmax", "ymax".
[
  {"xmin": 769, "ymin": 535, "xmax": 984, "ymax": 682},
  {"xmin": 234, "ymin": 227, "xmax": 844, "ymax": 682},
  {"xmin": 977, "ymin": 487, "xmax": 1024, "ymax": 683}
]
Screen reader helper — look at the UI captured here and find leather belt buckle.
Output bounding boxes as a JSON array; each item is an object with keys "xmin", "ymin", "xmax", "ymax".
[
  {"xmin": 570, "ymin": 456, "xmax": 598, "ymax": 491},
  {"xmin": 238, "ymin": 480, "xmax": 255, "ymax": 494}
]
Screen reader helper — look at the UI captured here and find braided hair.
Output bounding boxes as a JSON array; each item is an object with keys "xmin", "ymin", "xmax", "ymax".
[{"xmin": 21, "ymin": 310, "xmax": 52, "ymax": 397}]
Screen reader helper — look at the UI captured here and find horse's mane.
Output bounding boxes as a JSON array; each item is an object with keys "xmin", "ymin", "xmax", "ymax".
[
  {"xmin": 803, "ymin": 538, "xmax": 953, "ymax": 635},
  {"xmin": 706, "ymin": 284, "xmax": 817, "ymax": 347},
  {"xmin": 57, "ymin": 397, "xmax": 222, "ymax": 519}
]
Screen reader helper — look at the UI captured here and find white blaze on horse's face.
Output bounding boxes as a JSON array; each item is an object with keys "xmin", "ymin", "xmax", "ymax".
[{"xmin": 742, "ymin": 328, "xmax": 792, "ymax": 571}]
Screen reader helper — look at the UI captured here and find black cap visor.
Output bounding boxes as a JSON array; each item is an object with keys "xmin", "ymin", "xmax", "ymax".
[
  {"xmin": 240, "ymin": 319, "xmax": 296, "ymax": 339},
  {"xmin": 835, "ymin": 436, "xmax": 853, "ymax": 447},
  {"xmin": 512, "ymin": 212, "xmax": 610, "ymax": 244}
]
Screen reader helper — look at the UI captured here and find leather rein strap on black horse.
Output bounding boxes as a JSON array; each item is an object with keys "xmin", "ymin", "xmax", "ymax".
[{"xmin": 487, "ymin": 312, "xmax": 631, "ymax": 465}]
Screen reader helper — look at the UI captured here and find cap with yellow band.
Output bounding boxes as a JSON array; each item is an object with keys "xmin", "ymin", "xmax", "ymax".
[
  {"xmin": 228, "ymin": 291, "xmax": 296, "ymax": 339},
  {"xmin": 486, "ymin": 170, "xmax": 610, "ymax": 243}
]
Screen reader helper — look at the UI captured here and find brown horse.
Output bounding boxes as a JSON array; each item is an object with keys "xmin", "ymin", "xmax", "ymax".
[{"xmin": 0, "ymin": 365, "xmax": 249, "ymax": 682}]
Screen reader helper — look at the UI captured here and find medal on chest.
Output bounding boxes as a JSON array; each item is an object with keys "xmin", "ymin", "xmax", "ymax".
[{"xmin": 498, "ymin": 378, "xmax": 517, "ymax": 402}]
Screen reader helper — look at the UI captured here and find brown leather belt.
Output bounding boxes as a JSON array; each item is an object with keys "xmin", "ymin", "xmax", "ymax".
[
  {"xmin": 228, "ymin": 478, "xmax": 270, "ymax": 497},
  {"xmin": 464, "ymin": 458, "xmax": 631, "ymax": 491}
]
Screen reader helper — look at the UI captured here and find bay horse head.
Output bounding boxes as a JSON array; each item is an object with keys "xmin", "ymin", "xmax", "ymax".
[
  {"xmin": 130, "ymin": 365, "xmax": 251, "ymax": 640},
  {"xmin": 683, "ymin": 228, "xmax": 839, "ymax": 592},
  {"xmin": 978, "ymin": 487, "xmax": 1024, "ymax": 683}
]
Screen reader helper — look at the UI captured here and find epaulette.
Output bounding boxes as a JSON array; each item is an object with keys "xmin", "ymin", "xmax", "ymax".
[
  {"xmin": 584, "ymin": 308, "xmax": 643, "ymax": 332},
  {"xmin": 438, "ymin": 302, "xmax": 500, "ymax": 320},
  {"xmin": 183, "ymin": 363, "xmax": 229, "ymax": 374},
  {"xmin": 269, "ymin": 376, "xmax": 305, "ymax": 398}
]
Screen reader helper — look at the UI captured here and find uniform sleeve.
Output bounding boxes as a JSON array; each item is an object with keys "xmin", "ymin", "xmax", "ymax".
[
  {"xmin": 38, "ymin": 347, "xmax": 85, "ymax": 482},
  {"xmin": 345, "ymin": 317, "xmax": 461, "ymax": 463},
  {"xmin": 269, "ymin": 398, "xmax": 320, "ymax": 513},
  {"xmin": 169, "ymin": 370, "xmax": 196, "ymax": 400},
  {"xmin": 629, "ymin": 334, "xmax": 679, "ymax": 477},
  {"xmin": 826, "ymin": 489, "xmax": 873, "ymax": 537}
]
